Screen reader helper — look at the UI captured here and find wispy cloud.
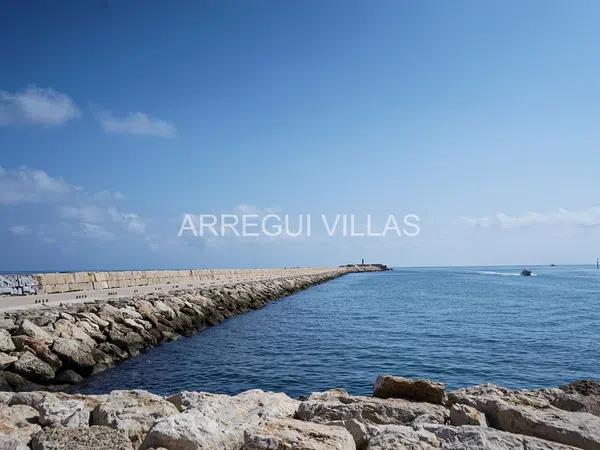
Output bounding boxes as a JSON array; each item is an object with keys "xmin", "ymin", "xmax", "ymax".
[
  {"xmin": 1, "ymin": 165, "xmax": 151, "ymax": 246},
  {"xmin": 59, "ymin": 204, "xmax": 147, "ymax": 236},
  {"xmin": 99, "ymin": 111, "xmax": 176, "ymax": 138},
  {"xmin": 233, "ymin": 204, "xmax": 281, "ymax": 215},
  {"xmin": 108, "ymin": 207, "xmax": 147, "ymax": 233},
  {"xmin": 9, "ymin": 225, "xmax": 31, "ymax": 236},
  {"xmin": 79, "ymin": 223, "xmax": 116, "ymax": 241},
  {"xmin": 0, "ymin": 86, "xmax": 80, "ymax": 126},
  {"xmin": 0, "ymin": 166, "xmax": 73, "ymax": 204},
  {"xmin": 457, "ymin": 207, "xmax": 600, "ymax": 229}
]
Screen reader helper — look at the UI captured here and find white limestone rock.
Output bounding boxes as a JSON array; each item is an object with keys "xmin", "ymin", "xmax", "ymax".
[
  {"xmin": 91, "ymin": 389, "xmax": 179, "ymax": 447},
  {"xmin": 243, "ymin": 418, "xmax": 356, "ymax": 450},
  {"xmin": 143, "ymin": 389, "xmax": 299, "ymax": 450}
]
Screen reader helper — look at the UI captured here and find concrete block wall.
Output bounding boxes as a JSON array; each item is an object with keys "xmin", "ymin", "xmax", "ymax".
[{"xmin": 33, "ymin": 267, "xmax": 343, "ymax": 294}]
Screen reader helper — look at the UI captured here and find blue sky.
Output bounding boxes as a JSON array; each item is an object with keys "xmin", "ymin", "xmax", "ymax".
[{"xmin": 2, "ymin": 0, "xmax": 600, "ymax": 270}]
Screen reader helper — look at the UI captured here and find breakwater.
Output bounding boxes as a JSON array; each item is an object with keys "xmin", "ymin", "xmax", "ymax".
[
  {"xmin": 2, "ymin": 375, "xmax": 600, "ymax": 449},
  {"xmin": 0, "ymin": 265, "xmax": 387, "ymax": 390}
]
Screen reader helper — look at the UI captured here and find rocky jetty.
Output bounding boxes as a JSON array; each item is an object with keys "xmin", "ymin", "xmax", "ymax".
[
  {"xmin": 0, "ymin": 267, "xmax": 385, "ymax": 390},
  {"xmin": 1, "ymin": 375, "xmax": 600, "ymax": 449}
]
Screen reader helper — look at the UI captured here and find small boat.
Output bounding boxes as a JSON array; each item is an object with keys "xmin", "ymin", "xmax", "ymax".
[{"xmin": 520, "ymin": 269, "xmax": 532, "ymax": 276}]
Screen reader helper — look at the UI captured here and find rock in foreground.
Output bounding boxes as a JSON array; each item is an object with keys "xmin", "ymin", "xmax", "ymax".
[
  {"xmin": 0, "ymin": 376, "xmax": 599, "ymax": 449},
  {"xmin": 373, "ymin": 375, "xmax": 448, "ymax": 405}
]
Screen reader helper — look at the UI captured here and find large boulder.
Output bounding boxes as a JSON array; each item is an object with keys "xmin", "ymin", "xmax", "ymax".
[
  {"xmin": 0, "ymin": 328, "xmax": 16, "ymax": 352},
  {"xmin": 52, "ymin": 337, "xmax": 96, "ymax": 374},
  {"xmin": 167, "ymin": 389, "xmax": 299, "ymax": 416},
  {"xmin": 0, "ymin": 403, "xmax": 41, "ymax": 447},
  {"xmin": 91, "ymin": 389, "xmax": 179, "ymax": 447},
  {"xmin": 106, "ymin": 324, "xmax": 146, "ymax": 355},
  {"xmin": 73, "ymin": 312, "xmax": 109, "ymax": 329},
  {"xmin": 366, "ymin": 424, "xmax": 440, "ymax": 450},
  {"xmin": 53, "ymin": 319, "xmax": 96, "ymax": 348},
  {"xmin": 0, "ymin": 371, "xmax": 41, "ymax": 392},
  {"xmin": 10, "ymin": 391, "xmax": 105, "ymax": 416},
  {"xmin": 75, "ymin": 319, "xmax": 106, "ymax": 343},
  {"xmin": 0, "ymin": 434, "xmax": 29, "ymax": 450},
  {"xmin": 37, "ymin": 396, "xmax": 90, "ymax": 428},
  {"xmin": 373, "ymin": 375, "xmax": 448, "ymax": 405},
  {"xmin": 450, "ymin": 383, "xmax": 600, "ymax": 449},
  {"xmin": 19, "ymin": 320, "xmax": 54, "ymax": 345},
  {"xmin": 139, "ymin": 408, "xmax": 214, "ymax": 450},
  {"xmin": 55, "ymin": 369, "xmax": 84, "ymax": 385},
  {"xmin": 142, "ymin": 389, "xmax": 299, "ymax": 450},
  {"xmin": 243, "ymin": 418, "xmax": 356, "ymax": 450},
  {"xmin": 0, "ymin": 352, "xmax": 18, "ymax": 369},
  {"xmin": 553, "ymin": 381, "xmax": 600, "ymax": 416},
  {"xmin": 0, "ymin": 392, "xmax": 13, "ymax": 404},
  {"xmin": 491, "ymin": 402, "xmax": 600, "ymax": 450},
  {"xmin": 449, "ymin": 404, "xmax": 487, "ymax": 427},
  {"xmin": 12, "ymin": 352, "xmax": 55, "ymax": 383},
  {"xmin": 12, "ymin": 336, "xmax": 62, "ymax": 371},
  {"xmin": 422, "ymin": 424, "xmax": 580, "ymax": 449},
  {"xmin": 448, "ymin": 384, "xmax": 552, "ymax": 410},
  {"xmin": 31, "ymin": 425, "xmax": 133, "ymax": 450},
  {"xmin": 97, "ymin": 304, "xmax": 125, "ymax": 323},
  {"xmin": 297, "ymin": 390, "xmax": 448, "ymax": 428}
]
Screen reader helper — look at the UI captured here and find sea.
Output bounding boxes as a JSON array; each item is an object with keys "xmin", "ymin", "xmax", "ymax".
[{"xmin": 76, "ymin": 265, "xmax": 600, "ymax": 397}]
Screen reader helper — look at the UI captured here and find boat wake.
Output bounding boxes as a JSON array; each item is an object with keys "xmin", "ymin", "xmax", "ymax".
[{"xmin": 476, "ymin": 271, "xmax": 536, "ymax": 277}]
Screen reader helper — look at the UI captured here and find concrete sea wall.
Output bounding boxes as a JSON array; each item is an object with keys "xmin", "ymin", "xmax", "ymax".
[
  {"xmin": 0, "ymin": 265, "xmax": 387, "ymax": 391},
  {"xmin": 32, "ymin": 268, "xmax": 345, "ymax": 295}
]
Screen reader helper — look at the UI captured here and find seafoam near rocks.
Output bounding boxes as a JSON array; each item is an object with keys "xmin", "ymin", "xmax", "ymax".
[
  {"xmin": 0, "ymin": 266, "xmax": 386, "ymax": 389},
  {"xmin": 1, "ymin": 377, "xmax": 599, "ymax": 449}
]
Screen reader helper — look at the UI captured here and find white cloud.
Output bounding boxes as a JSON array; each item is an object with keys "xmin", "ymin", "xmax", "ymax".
[
  {"xmin": 0, "ymin": 166, "xmax": 73, "ymax": 204},
  {"xmin": 0, "ymin": 86, "xmax": 80, "ymax": 126},
  {"xmin": 9, "ymin": 225, "xmax": 31, "ymax": 236},
  {"xmin": 59, "ymin": 205, "xmax": 147, "ymax": 235},
  {"xmin": 59, "ymin": 205, "xmax": 105, "ymax": 223},
  {"xmin": 1, "ymin": 166, "xmax": 152, "ymax": 246},
  {"xmin": 457, "ymin": 207, "xmax": 600, "ymax": 229},
  {"xmin": 108, "ymin": 207, "xmax": 147, "ymax": 233},
  {"xmin": 100, "ymin": 111, "xmax": 176, "ymax": 138},
  {"xmin": 233, "ymin": 204, "xmax": 280, "ymax": 215},
  {"xmin": 79, "ymin": 223, "xmax": 116, "ymax": 241}
]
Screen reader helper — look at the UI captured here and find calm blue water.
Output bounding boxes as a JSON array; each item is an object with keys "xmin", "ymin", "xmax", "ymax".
[{"xmin": 76, "ymin": 266, "xmax": 600, "ymax": 397}]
